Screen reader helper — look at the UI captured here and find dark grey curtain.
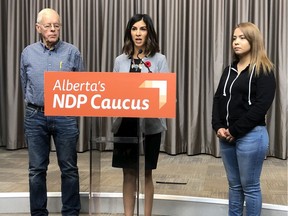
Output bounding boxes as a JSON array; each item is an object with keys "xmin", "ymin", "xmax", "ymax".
[
  {"xmin": 0, "ymin": 0, "xmax": 6, "ymax": 148},
  {"xmin": 1, "ymin": 0, "xmax": 287, "ymax": 159}
]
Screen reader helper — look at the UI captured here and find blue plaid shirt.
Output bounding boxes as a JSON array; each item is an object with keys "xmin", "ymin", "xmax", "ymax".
[{"xmin": 20, "ymin": 40, "xmax": 84, "ymax": 106}]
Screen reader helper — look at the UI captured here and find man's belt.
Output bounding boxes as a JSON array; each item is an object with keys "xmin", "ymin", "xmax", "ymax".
[{"xmin": 27, "ymin": 103, "xmax": 45, "ymax": 112}]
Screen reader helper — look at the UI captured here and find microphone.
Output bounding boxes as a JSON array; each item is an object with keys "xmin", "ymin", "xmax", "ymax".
[
  {"xmin": 137, "ymin": 48, "xmax": 143, "ymax": 56},
  {"xmin": 137, "ymin": 49, "xmax": 152, "ymax": 73}
]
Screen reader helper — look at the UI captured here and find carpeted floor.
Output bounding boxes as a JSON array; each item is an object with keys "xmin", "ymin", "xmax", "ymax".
[{"xmin": 0, "ymin": 147, "xmax": 287, "ymax": 206}]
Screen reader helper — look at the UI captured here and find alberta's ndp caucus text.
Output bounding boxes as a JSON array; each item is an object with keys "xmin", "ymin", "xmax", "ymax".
[{"xmin": 44, "ymin": 72, "xmax": 176, "ymax": 118}]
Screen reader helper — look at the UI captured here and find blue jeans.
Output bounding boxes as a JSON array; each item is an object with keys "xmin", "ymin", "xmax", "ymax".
[
  {"xmin": 24, "ymin": 106, "xmax": 80, "ymax": 216},
  {"xmin": 220, "ymin": 126, "xmax": 269, "ymax": 216}
]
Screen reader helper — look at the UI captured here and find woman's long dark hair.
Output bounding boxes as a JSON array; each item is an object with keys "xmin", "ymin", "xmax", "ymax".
[{"xmin": 122, "ymin": 14, "xmax": 160, "ymax": 57}]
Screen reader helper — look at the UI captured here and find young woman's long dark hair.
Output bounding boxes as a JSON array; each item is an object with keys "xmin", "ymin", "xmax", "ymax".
[{"xmin": 122, "ymin": 14, "xmax": 160, "ymax": 57}]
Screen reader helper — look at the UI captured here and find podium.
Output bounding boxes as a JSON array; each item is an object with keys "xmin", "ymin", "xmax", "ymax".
[
  {"xmin": 89, "ymin": 120, "xmax": 145, "ymax": 215},
  {"xmin": 44, "ymin": 71, "xmax": 176, "ymax": 215}
]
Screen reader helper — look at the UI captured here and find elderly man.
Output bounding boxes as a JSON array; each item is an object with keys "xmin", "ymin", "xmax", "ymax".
[{"xmin": 20, "ymin": 8, "xmax": 84, "ymax": 216}]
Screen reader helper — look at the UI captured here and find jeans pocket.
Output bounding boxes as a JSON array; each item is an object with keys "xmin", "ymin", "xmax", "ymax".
[{"xmin": 25, "ymin": 107, "xmax": 37, "ymax": 118}]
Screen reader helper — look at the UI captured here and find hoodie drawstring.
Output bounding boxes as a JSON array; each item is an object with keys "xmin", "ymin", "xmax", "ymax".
[
  {"xmin": 248, "ymin": 64, "xmax": 256, "ymax": 105},
  {"xmin": 223, "ymin": 65, "xmax": 231, "ymax": 96}
]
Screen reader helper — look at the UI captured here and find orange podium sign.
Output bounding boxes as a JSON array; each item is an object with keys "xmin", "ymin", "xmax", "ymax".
[{"xmin": 44, "ymin": 72, "xmax": 176, "ymax": 118}]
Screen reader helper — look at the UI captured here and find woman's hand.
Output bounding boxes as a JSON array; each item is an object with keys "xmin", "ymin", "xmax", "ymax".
[
  {"xmin": 217, "ymin": 128, "xmax": 227, "ymax": 139},
  {"xmin": 224, "ymin": 129, "xmax": 235, "ymax": 142},
  {"xmin": 217, "ymin": 128, "xmax": 235, "ymax": 142}
]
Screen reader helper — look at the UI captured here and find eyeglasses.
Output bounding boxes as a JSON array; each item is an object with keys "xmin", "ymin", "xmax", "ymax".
[{"xmin": 39, "ymin": 23, "xmax": 61, "ymax": 30}]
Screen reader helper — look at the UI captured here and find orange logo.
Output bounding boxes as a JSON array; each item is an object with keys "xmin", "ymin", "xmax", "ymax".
[{"xmin": 44, "ymin": 72, "xmax": 176, "ymax": 118}]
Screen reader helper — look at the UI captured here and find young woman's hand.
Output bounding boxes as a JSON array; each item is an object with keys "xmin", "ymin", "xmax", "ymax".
[
  {"xmin": 217, "ymin": 128, "xmax": 235, "ymax": 142},
  {"xmin": 224, "ymin": 129, "xmax": 235, "ymax": 142}
]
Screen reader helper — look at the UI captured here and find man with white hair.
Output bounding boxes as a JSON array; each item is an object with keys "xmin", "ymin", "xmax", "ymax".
[{"xmin": 20, "ymin": 8, "xmax": 84, "ymax": 216}]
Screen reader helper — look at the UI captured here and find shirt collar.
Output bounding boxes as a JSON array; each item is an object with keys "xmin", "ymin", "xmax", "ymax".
[{"xmin": 39, "ymin": 39, "xmax": 62, "ymax": 52}]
